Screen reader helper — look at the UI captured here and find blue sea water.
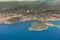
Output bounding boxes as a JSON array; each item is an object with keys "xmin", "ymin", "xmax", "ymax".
[{"xmin": 0, "ymin": 20, "xmax": 60, "ymax": 40}]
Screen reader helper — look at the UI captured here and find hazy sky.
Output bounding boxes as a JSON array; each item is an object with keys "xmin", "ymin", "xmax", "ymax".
[{"xmin": 0, "ymin": 0, "xmax": 59, "ymax": 1}]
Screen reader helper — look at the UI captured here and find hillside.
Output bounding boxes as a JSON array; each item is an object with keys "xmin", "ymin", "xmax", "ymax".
[{"xmin": 0, "ymin": 1, "xmax": 60, "ymax": 24}]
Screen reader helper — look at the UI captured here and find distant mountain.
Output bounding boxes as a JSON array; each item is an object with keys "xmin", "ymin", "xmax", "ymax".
[
  {"xmin": 1, "ymin": 1, "xmax": 60, "ymax": 13},
  {"xmin": 0, "ymin": 1, "xmax": 33, "ymax": 9}
]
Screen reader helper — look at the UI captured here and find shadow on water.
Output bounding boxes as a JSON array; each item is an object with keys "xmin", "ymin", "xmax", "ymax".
[{"xmin": 0, "ymin": 20, "xmax": 60, "ymax": 40}]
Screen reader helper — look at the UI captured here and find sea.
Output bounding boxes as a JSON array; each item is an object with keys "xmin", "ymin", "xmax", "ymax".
[{"xmin": 0, "ymin": 20, "xmax": 60, "ymax": 40}]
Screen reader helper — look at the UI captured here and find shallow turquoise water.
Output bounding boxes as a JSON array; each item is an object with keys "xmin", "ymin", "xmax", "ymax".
[{"xmin": 0, "ymin": 20, "xmax": 60, "ymax": 40}]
